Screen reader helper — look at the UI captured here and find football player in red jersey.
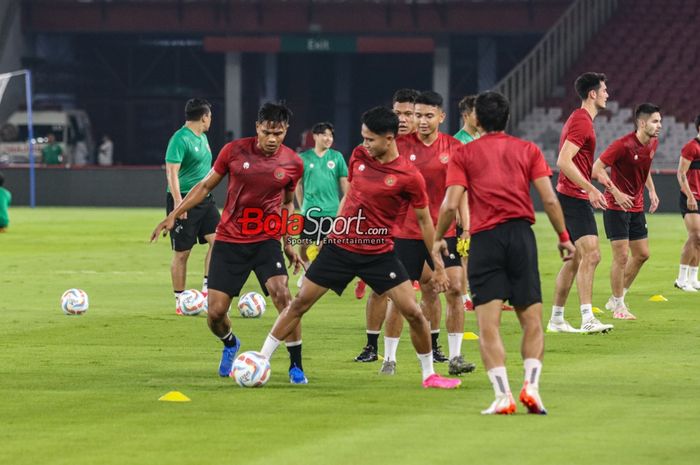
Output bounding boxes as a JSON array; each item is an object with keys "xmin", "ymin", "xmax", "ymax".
[
  {"xmin": 260, "ymin": 107, "xmax": 461, "ymax": 389},
  {"xmin": 151, "ymin": 102, "xmax": 308, "ymax": 384},
  {"xmin": 675, "ymin": 114, "xmax": 700, "ymax": 291}
]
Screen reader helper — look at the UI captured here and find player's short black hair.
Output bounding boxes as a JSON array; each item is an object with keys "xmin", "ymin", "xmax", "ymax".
[
  {"xmin": 392, "ymin": 88, "xmax": 419, "ymax": 105},
  {"xmin": 458, "ymin": 95, "xmax": 477, "ymax": 115},
  {"xmin": 362, "ymin": 107, "xmax": 399, "ymax": 136},
  {"xmin": 0, "ymin": 171, "xmax": 4, "ymax": 187},
  {"xmin": 185, "ymin": 98, "xmax": 211, "ymax": 121},
  {"xmin": 634, "ymin": 103, "xmax": 661, "ymax": 121},
  {"xmin": 475, "ymin": 91, "xmax": 510, "ymax": 132},
  {"xmin": 312, "ymin": 122, "xmax": 334, "ymax": 135},
  {"xmin": 694, "ymin": 114, "xmax": 700, "ymax": 133},
  {"xmin": 414, "ymin": 91, "xmax": 443, "ymax": 108},
  {"xmin": 574, "ymin": 72, "xmax": 607, "ymax": 101},
  {"xmin": 257, "ymin": 102, "xmax": 293, "ymax": 126}
]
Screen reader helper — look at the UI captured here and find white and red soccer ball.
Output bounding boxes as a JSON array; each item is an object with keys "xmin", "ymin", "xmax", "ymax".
[
  {"xmin": 177, "ymin": 289, "xmax": 207, "ymax": 316},
  {"xmin": 60, "ymin": 289, "xmax": 89, "ymax": 315},
  {"xmin": 231, "ymin": 351, "xmax": 271, "ymax": 387},
  {"xmin": 237, "ymin": 292, "xmax": 266, "ymax": 318}
]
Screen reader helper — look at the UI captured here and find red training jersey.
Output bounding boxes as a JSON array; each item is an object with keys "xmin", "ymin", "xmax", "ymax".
[
  {"xmin": 600, "ymin": 132, "xmax": 658, "ymax": 212},
  {"xmin": 328, "ymin": 146, "xmax": 429, "ymax": 254},
  {"xmin": 681, "ymin": 138, "xmax": 700, "ymax": 200},
  {"xmin": 446, "ymin": 132, "xmax": 552, "ymax": 235},
  {"xmin": 394, "ymin": 132, "xmax": 460, "ymax": 240},
  {"xmin": 212, "ymin": 137, "xmax": 303, "ymax": 243},
  {"xmin": 556, "ymin": 108, "xmax": 596, "ymax": 200}
]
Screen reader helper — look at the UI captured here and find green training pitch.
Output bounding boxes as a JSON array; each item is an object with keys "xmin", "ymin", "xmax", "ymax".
[{"xmin": 1, "ymin": 208, "xmax": 699, "ymax": 465}]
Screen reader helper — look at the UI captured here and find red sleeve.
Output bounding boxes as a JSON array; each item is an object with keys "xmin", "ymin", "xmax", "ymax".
[
  {"xmin": 348, "ymin": 146, "xmax": 364, "ymax": 183},
  {"xmin": 446, "ymin": 145, "xmax": 469, "ymax": 189},
  {"xmin": 286, "ymin": 151, "xmax": 303, "ymax": 192},
  {"xmin": 681, "ymin": 141, "xmax": 698, "ymax": 161},
  {"xmin": 599, "ymin": 138, "xmax": 625, "ymax": 166},
  {"xmin": 529, "ymin": 143, "xmax": 553, "ymax": 180},
  {"xmin": 406, "ymin": 169, "xmax": 429, "ymax": 209},
  {"xmin": 565, "ymin": 115, "xmax": 591, "ymax": 148},
  {"xmin": 213, "ymin": 143, "xmax": 231, "ymax": 175}
]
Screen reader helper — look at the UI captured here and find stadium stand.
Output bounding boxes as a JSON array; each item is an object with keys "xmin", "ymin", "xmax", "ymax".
[{"xmin": 516, "ymin": 0, "xmax": 699, "ymax": 170}]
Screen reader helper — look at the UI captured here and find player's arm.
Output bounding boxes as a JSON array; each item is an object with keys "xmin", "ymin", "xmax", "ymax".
[
  {"xmin": 294, "ymin": 178, "xmax": 304, "ymax": 210},
  {"xmin": 415, "ymin": 206, "xmax": 448, "ymax": 292},
  {"xmin": 557, "ymin": 140, "xmax": 607, "ymax": 209},
  {"xmin": 282, "ymin": 189, "xmax": 304, "ymax": 274},
  {"xmin": 457, "ymin": 190, "xmax": 469, "ymax": 238},
  {"xmin": 677, "ymin": 157, "xmax": 698, "ymax": 211},
  {"xmin": 645, "ymin": 172, "xmax": 659, "ymax": 214},
  {"xmin": 592, "ymin": 158, "xmax": 633, "ymax": 211},
  {"xmin": 533, "ymin": 176, "xmax": 575, "ymax": 261},
  {"xmin": 151, "ymin": 169, "xmax": 224, "ymax": 241},
  {"xmin": 165, "ymin": 162, "xmax": 187, "ymax": 219},
  {"xmin": 432, "ymin": 185, "xmax": 464, "ymax": 281},
  {"xmin": 339, "ymin": 176, "xmax": 349, "ymax": 196}
]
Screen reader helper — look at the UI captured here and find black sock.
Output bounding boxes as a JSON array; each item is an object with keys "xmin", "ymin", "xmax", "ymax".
[
  {"xmin": 174, "ymin": 290, "xmax": 184, "ymax": 300},
  {"xmin": 220, "ymin": 331, "xmax": 238, "ymax": 348},
  {"xmin": 366, "ymin": 333, "xmax": 379, "ymax": 351},
  {"xmin": 431, "ymin": 331, "xmax": 439, "ymax": 349},
  {"xmin": 287, "ymin": 344, "xmax": 303, "ymax": 371}
]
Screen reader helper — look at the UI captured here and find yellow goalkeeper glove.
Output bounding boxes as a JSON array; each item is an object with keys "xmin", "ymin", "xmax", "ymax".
[{"xmin": 456, "ymin": 237, "xmax": 470, "ymax": 257}]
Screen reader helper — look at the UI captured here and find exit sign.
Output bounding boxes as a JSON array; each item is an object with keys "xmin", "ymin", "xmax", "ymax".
[{"xmin": 281, "ymin": 36, "xmax": 356, "ymax": 53}]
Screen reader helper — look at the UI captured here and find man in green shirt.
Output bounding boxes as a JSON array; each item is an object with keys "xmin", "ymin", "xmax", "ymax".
[
  {"xmin": 41, "ymin": 133, "xmax": 63, "ymax": 165},
  {"xmin": 295, "ymin": 122, "xmax": 349, "ymax": 287},
  {"xmin": 165, "ymin": 98, "xmax": 221, "ymax": 314},
  {"xmin": 454, "ymin": 95, "xmax": 480, "ymax": 144},
  {"xmin": 0, "ymin": 172, "xmax": 11, "ymax": 232}
]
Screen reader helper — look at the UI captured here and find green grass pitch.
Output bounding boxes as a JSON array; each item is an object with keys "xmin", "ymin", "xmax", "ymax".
[{"xmin": 1, "ymin": 208, "xmax": 699, "ymax": 465}]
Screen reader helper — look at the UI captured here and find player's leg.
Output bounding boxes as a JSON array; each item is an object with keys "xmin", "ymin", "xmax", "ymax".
[
  {"xmin": 548, "ymin": 252, "xmax": 580, "ymax": 331},
  {"xmin": 514, "ymin": 302, "xmax": 546, "ymax": 414},
  {"xmin": 206, "ymin": 289, "xmax": 240, "ymax": 376},
  {"xmin": 575, "ymin": 234, "xmax": 612, "ymax": 333},
  {"xmin": 297, "ymin": 242, "xmax": 309, "ymax": 288},
  {"xmin": 354, "ymin": 290, "xmax": 387, "ymax": 362},
  {"xmin": 203, "ymin": 233, "xmax": 215, "ymax": 294},
  {"xmin": 418, "ymin": 262, "xmax": 446, "ymax": 362},
  {"xmin": 386, "ymin": 281, "xmax": 460, "ymax": 389},
  {"xmin": 445, "ymin": 264, "xmax": 476, "ymax": 375},
  {"xmin": 677, "ymin": 211, "xmax": 700, "ymax": 291},
  {"xmin": 198, "ymin": 197, "xmax": 221, "ymax": 295},
  {"xmin": 608, "ymin": 238, "xmax": 634, "ymax": 319},
  {"xmin": 171, "ymin": 249, "xmax": 191, "ymax": 313},
  {"xmin": 476, "ymin": 300, "xmax": 515, "ymax": 414},
  {"xmin": 380, "ymin": 297, "xmax": 403, "ymax": 374}
]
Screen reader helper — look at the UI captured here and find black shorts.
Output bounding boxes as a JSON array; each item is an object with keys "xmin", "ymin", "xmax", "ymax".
[
  {"xmin": 603, "ymin": 210, "xmax": 648, "ymax": 241},
  {"xmin": 299, "ymin": 215, "xmax": 334, "ymax": 244},
  {"xmin": 305, "ymin": 243, "xmax": 410, "ymax": 296},
  {"xmin": 394, "ymin": 237, "xmax": 462, "ymax": 281},
  {"xmin": 207, "ymin": 239, "xmax": 287, "ymax": 297},
  {"xmin": 680, "ymin": 192, "xmax": 700, "ymax": 217},
  {"xmin": 558, "ymin": 192, "xmax": 598, "ymax": 243},
  {"xmin": 468, "ymin": 220, "xmax": 541, "ymax": 308},
  {"xmin": 166, "ymin": 193, "xmax": 220, "ymax": 252}
]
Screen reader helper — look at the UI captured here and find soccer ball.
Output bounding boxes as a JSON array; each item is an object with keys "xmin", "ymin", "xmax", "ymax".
[
  {"xmin": 177, "ymin": 289, "xmax": 207, "ymax": 316},
  {"xmin": 237, "ymin": 292, "xmax": 266, "ymax": 318},
  {"xmin": 231, "ymin": 351, "xmax": 271, "ymax": 387},
  {"xmin": 61, "ymin": 288, "xmax": 89, "ymax": 315}
]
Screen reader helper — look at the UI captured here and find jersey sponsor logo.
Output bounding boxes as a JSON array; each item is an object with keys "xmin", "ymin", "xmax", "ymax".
[
  {"xmin": 243, "ymin": 162, "xmax": 250, "ymax": 169},
  {"xmin": 358, "ymin": 164, "xmax": 366, "ymax": 172},
  {"xmin": 409, "ymin": 154, "xmax": 416, "ymax": 161},
  {"xmin": 384, "ymin": 175, "xmax": 397, "ymax": 186},
  {"xmin": 274, "ymin": 168, "xmax": 285, "ymax": 180},
  {"xmin": 327, "ymin": 160, "xmax": 336, "ymax": 170},
  {"xmin": 439, "ymin": 153, "xmax": 450, "ymax": 164},
  {"xmin": 195, "ymin": 147, "xmax": 199, "ymax": 152}
]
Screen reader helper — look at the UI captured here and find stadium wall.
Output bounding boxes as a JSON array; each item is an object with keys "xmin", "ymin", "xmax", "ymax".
[{"xmin": 1, "ymin": 167, "xmax": 685, "ymax": 213}]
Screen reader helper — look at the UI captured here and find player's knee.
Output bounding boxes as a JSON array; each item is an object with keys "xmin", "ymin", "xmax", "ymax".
[
  {"xmin": 207, "ymin": 300, "xmax": 229, "ymax": 319},
  {"xmin": 173, "ymin": 250, "xmax": 191, "ymax": 263},
  {"xmin": 613, "ymin": 251, "xmax": 629, "ymax": 266},
  {"xmin": 287, "ymin": 298, "xmax": 310, "ymax": 318},
  {"xmin": 691, "ymin": 231, "xmax": 700, "ymax": 247},
  {"xmin": 583, "ymin": 249, "xmax": 601, "ymax": 267},
  {"xmin": 635, "ymin": 250, "xmax": 650, "ymax": 263},
  {"xmin": 268, "ymin": 285, "xmax": 290, "ymax": 307}
]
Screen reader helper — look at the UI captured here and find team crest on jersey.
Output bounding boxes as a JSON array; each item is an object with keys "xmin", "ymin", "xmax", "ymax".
[
  {"xmin": 243, "ymin": 162, "xmax": 250, "ymax": 169},
  {"xmin": 310, "ymin": 163, "xmax": 315, "ymax": 168},
  {"xmin": 327, "ymin": 160, "xmax": 336, "ymax": 169},
  {"xmin": 195, "ymin": 147, "xmax": 199, "ymax": 152},
  {"xmin": 439, "ymin": 153, "xmax": 450, "ymax": 164},
  {"xmin": 409, "ymin": 154, "xmax": 416, "ymax": 161},
  {"xmin": 358, "ymin": 164, "xmax": 366, "ymax": 171},
  {"xmin": 384, "ymin": 175, "xmax": 397, "ymax": 186},
  {"xmin": 274, "ymin": 168, "xmax": 285, "ymax": 180}
]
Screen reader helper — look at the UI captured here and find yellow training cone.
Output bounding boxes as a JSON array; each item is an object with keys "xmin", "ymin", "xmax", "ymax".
[
  {"xmin": 158, "ymin": 391, "xmax": 191, "ymax": 402},
  {"xmin": 307, "ymin": 244, "xmax": 319, "ymax": 261},
  {"xmin": 463, "ymin": 332, "xmax": 479, "ymax": 340},
  {"xmin": 649, "ymin": 295, "xmax": 668, "ymax": 302},
  {"xmin": 592, "ymin": 307, "xmax": 603, "ymax": 314}
]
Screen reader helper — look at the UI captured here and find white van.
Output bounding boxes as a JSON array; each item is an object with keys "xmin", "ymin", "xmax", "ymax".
[{"xmin": 0, "ymin": 109, "xmax": 94, "ymax": 165}]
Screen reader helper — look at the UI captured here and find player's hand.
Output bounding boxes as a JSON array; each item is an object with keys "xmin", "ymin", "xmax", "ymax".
[
  {"xmin": 430, "ymin": 268, "xmax": 450, "ymax": 293},
  {"xmin": 688, "ymin": 196, "xmax": 699, "ymax": 211},
  {"xmin": 284, "ymin": 243, "xmax": 305, "ymax": 275},
  {"xmin": 150, "ymin": 216, "xmax": 175, "ymax": 242},
  {"xmin": 174, "ymin": 201, "xmax": 188, "ymax": 220},
  {"xmin": 649, "ymin": 191, "xmax": 660, "ymax": 214},
  {"xmin": 558, "ymin": 240, "xmax": 576, "ymax": 262},
  {"xmin": 432, "ymin": 238, "xmax": 449, "ymax": 259},
  {"xmin": 588, "ymin": 187, "xmax": 607, "ymax": 210},
  {"xmin": 611, "ymin": 189, "xmax": 634, "ymax": 211}
]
